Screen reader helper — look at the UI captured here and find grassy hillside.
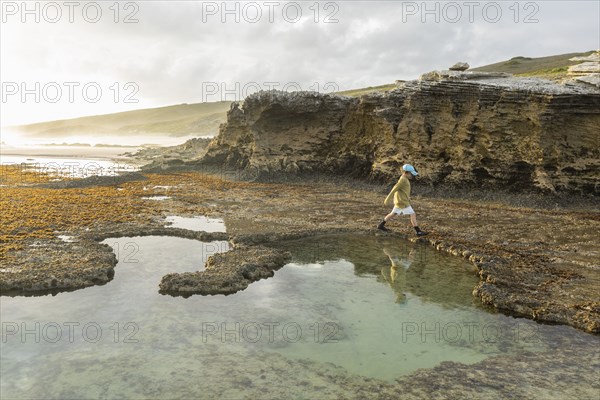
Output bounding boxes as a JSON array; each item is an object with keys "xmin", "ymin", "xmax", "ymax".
[
  {"xmin": 471, "ymin": 50, "xmax": 596, "ymax": 81},
  {"xmin": 13, "ymin": 101, "xmax": 232, "ymax": 139}
]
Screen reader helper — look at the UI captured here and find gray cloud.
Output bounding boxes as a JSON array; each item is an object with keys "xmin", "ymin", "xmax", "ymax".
[{"xmin": 1, "ymin": 0, "xmax": 599, "ymax": 125}]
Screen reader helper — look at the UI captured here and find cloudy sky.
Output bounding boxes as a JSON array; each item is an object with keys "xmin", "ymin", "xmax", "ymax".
[{"xmin": 1, "ymin": 0, "xmax": 599, "ymax": 126}]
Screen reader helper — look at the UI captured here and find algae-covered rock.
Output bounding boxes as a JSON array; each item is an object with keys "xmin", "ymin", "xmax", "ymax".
[{"xmin": 159, "ymin": 246, "xmax": 291, "ymax": 296}]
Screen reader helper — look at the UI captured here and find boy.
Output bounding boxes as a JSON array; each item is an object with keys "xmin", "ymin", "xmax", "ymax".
[{"xmin": 377, "ymin": 164, "xmax": 428, "ymax": 236}]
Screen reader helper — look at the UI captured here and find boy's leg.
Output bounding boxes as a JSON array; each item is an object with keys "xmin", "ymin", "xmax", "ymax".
[
  {"xmin": 409, "ymin": 211, "xmax": 428, "ymax": 236},
  {"xmin": 378, "ymin": 211, "xmax": 397, "ymax": 230},
  {"xmin": 384, "ymin": 212, "xmax": 397, "ymax": 222},
  {"xmin": 410, "ymin": 213, "xmax": 418, "ymax": 227}
]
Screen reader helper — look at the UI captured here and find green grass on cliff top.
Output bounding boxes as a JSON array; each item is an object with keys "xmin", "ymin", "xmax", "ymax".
[
  {"xmin": 471, "ymin": 50, "xmax": 596, "ymax": 82},
  {"xmin": 471, "ymin": 50, "xmax": 596, "ymax": 74}
]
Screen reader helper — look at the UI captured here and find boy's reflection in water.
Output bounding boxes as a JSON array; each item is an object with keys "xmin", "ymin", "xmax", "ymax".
[{"xmin": 381, "ymin": 246, "xmax": 416, "ymax": 304}]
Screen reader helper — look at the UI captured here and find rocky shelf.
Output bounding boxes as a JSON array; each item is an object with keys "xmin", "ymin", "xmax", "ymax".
[{"xmin": 202, "ymin": 71, "xmax": 600, "ymax": 195}]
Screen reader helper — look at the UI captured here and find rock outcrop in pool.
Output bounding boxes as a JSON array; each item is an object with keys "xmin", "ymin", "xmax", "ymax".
[{"xmin": 159, "ymin": 245, "xmax": 291, "ymax": 296}]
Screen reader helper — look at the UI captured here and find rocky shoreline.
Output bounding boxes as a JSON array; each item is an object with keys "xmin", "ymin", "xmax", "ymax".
[
  {"xmin": 1, "ymin": 71, "xmax": 599, "ymax": 336},
  {"xmin": 1, "ymin": 164, "xmax": 598, "ymax": 334}
]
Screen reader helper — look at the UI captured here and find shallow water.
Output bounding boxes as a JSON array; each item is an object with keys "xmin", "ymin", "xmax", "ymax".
[
  {"xmin": 164, "ymin": 215, "xmax": 227, "ymax": 233},
  {"xmin": 142, "ymin": 196, "xmax": 172, "ymax": 201},
  {"xmin": 1, "ymin": 234, "xmax": 598, "ymax": 398},
  {"xmin": 0, "ymin": 155, "xmax": 137, "ymax": 178}
]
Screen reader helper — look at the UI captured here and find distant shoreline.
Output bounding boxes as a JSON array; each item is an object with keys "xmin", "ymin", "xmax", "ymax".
[{"xmin": 0, "ymin": 144, "xmax": 141, "ymax": 162}]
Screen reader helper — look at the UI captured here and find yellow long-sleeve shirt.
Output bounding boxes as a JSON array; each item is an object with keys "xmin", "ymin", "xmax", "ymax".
[{"xmin": 384, "ymin": 175, "xmax": 411, "ymax": 208}]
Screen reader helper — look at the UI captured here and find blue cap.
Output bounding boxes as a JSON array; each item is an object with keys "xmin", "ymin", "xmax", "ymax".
[{"xmin": 402, "ymin": 164, "xmax": 418, "ymax": 176}]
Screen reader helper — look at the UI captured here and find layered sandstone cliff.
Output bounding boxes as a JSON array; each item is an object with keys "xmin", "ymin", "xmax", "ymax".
[{"xmin": 203, "ymin": 72, "xmax": 600, "ymax": 194}]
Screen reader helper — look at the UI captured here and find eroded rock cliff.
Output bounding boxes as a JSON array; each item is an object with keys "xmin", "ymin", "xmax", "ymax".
[{"xmin": 203, "ymin": 72, "xmax": 600, "ymax": 194}]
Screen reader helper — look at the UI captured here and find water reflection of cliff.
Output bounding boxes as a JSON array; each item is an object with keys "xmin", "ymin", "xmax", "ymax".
[{"xmin": 276, "ymin": 235, "xmax": 479, "ymax": 308}]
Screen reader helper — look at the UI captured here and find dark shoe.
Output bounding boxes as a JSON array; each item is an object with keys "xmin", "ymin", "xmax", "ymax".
[
  {"xmin": 377, "ymin": 221, "xmax": 390, "ymax": 231},
  {"xmin": 416, "ymin": 230, "xmax": 429, "ymax": 237}
]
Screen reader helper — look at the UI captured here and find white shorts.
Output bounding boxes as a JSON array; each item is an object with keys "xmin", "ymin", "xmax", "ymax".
[{"xmin": 391, "ymin": 206, "xmax": 415, "ymax": 215}]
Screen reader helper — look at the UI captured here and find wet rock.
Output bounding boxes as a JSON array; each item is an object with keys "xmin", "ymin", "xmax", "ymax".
[
  {"xmin": 37, "ymin": 171, "xmax": 148, "ymax": 189},
  {"xmin": 0, "ymin": 239, "xmax": 117, "ymax": 294},
  {"xmin": 80, "ymin": 221, "xmax": 229, "ymax": 243},
  {"xmin": 0, "ymin": 221, "xmax": 229, "ymax": 295},
  {"xmin": 159, "ymin": 246, "xmax": 291, "ymax": 296}
]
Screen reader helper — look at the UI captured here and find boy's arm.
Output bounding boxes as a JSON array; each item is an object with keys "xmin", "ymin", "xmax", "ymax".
[
  {"xmin": 384, "ymin": 192, "xmax": 394, "ymax": 206},
  {"xmin": 384, "ymin": 179, "xmax": 402, "ymax": 205}
]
